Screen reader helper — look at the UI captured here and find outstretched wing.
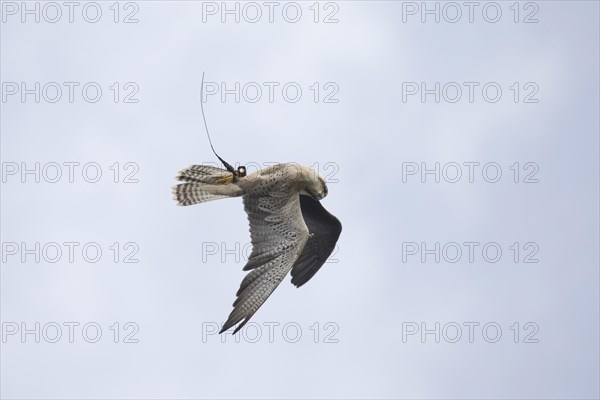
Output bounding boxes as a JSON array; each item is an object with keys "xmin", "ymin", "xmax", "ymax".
[
  {"xmin": 220, "ymin": 191, "xmax": 309, "ymax": 334},
  {"xmin": 290, "ymin": 196, "xmax": 342, "ymax": 288}
]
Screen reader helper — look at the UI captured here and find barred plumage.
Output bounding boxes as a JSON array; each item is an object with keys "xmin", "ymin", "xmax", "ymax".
[
  {"xmin": 172, "ymin": 182, "xmax": 242, "ymax": 206},
  {"xmin": 175, "ymin": 164, "xmax": 235, "ymax": 184},
  {"xmin": 172, "ymin": 164, "xmax": 242, "ymax": 206}
]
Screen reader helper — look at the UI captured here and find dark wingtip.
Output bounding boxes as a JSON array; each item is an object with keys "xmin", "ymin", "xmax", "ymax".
[
  {"xmin": 218, "ymin": 319, "xmax": 247, "ymax": 335},
  {"xmin": 219, "ymin": 321, "xmax": 234, "ymax": 334},
  {"xmin": 219, "ymin": 315, "xmax": 250, "ymax": 335},
  {"xmin": 232, "ymin": 324, "xmax": 244, "ymax": 335}
]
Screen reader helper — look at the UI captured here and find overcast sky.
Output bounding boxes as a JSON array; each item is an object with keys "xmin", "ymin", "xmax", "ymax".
[{"xmin": 1, "ymin": 1, "xmax": 599, "ymax": 399}]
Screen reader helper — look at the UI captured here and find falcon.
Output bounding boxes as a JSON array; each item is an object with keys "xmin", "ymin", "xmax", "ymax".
[{"xmin": 172, "ymin": 163, "xmax": 342, "ymax": 334}]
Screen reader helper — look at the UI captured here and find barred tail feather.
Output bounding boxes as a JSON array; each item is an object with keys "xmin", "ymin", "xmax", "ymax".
[
  {"xmin": 175, "ymin": 165, "xmax": 235, "ymax": 184},
  {"xmin": 172, "ymin": 182, "xmax": 242, "ymax": 206}
]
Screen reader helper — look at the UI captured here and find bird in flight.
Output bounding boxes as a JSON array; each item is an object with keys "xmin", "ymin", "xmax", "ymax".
[{"xmin": 172, "ymin": 163, "xmax": 342, "ymax": 334}]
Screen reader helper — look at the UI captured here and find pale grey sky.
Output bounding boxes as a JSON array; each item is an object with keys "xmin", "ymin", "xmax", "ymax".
[{"xmin": 1, "ymin": 1, "xmax": 599, "ymax": 399}]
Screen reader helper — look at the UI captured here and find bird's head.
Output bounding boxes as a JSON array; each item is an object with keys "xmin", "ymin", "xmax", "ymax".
[
  {"xmin": 289, "ymin": 163, "xmax": 329, "ymax": 200},
  {"xmin": 302, "ymin": 174, "xmax": 328, "ymax": 201}
]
